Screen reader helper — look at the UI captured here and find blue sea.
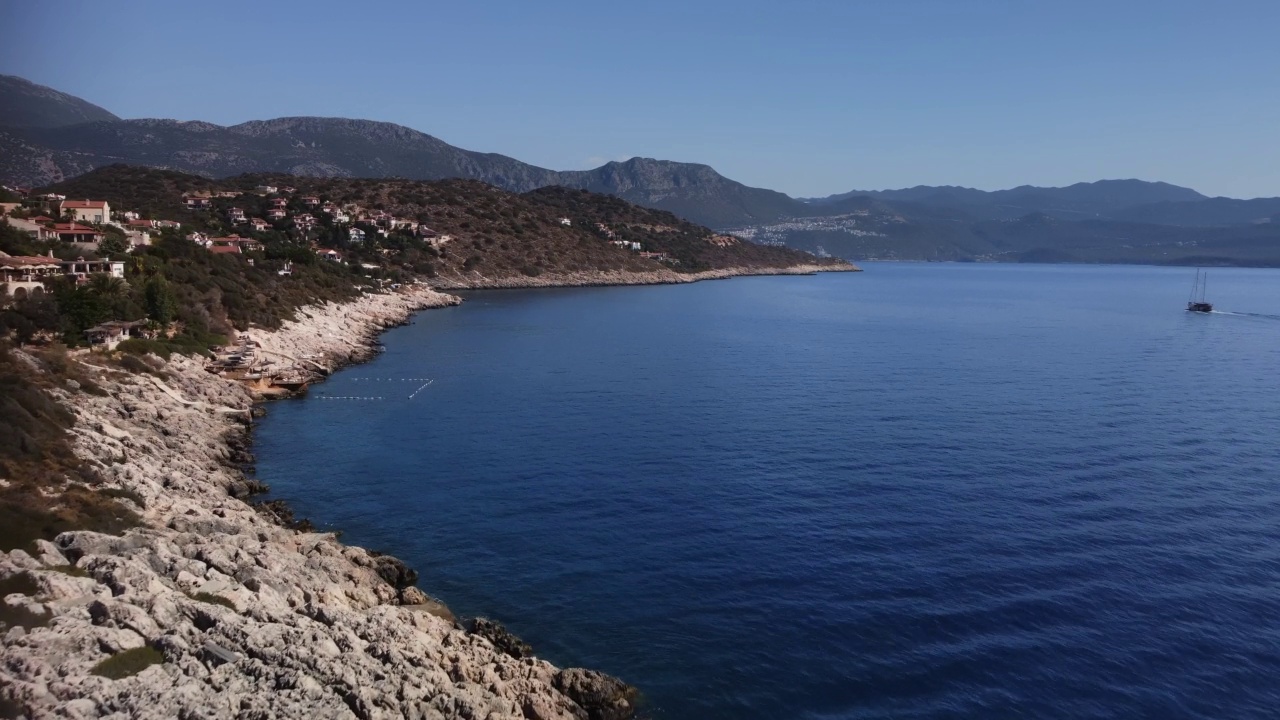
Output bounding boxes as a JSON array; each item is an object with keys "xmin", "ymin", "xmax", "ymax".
[{"xmin": 253, "ymin": 264, "xmax": 1280, "ymax": 719}]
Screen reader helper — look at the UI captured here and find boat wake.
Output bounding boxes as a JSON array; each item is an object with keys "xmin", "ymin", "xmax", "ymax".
[{"xmin": 1211, "ymin": 310, "xmax": 1280, "ymax": 321}]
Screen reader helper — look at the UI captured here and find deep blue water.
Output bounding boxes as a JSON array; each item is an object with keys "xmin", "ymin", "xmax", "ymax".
[{"xmin": 254, "ymin": 264, "xmax": 1280, "ymax": 719}]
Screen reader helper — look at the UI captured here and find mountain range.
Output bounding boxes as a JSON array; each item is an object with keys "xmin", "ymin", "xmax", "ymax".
[{"xmin": 3, "ymin": 74, "xmax": 1279, "ymax": 265}]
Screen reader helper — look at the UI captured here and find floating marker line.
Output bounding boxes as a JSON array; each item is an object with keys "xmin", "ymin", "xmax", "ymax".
[
  {"xmin": 408, "ymin": 379, "xmax": 435, "ymax": 399},
  {"xmin": 348, "ymin": 378, "xmax": 431, "ymax": 382},
  {"xmin": 317, "ymin": 396, "xmax": 384, "ymax": 401}
]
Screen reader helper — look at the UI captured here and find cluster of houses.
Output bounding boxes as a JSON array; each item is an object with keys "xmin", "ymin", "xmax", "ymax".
[
  {"xmin": 2, "ymin": 180, "xmax": 678, "ymax": 303},
  {"xmin": 1, "ymin": 193, "xmax": 143, "ymax": 298},
  {"xmin": 180, "ymin": 186, "xmax": 449, "ymax": 261},
  {"xmin": 3, "ymin": 195, "xmax": 166, "ymax": 251}
]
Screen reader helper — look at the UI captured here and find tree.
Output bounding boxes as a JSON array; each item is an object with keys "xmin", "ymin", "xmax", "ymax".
[
  {"xmin": 52, "ymin": 281, "xmax": 111, "ymax": 343},
  {"xmin": 87, "ymin": 274, "xmax": 125, "ymax": 299},
  {"xmin": 143, "ymin": 275, "xmax": 176, "ymax": 327},
  {"xmin": 98, "ymin": 235, "xmax": 129, "ymax": 257}
]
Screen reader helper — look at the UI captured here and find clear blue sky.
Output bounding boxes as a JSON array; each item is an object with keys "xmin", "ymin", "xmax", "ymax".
[{"xmin": 3, "ymin": 0, "xmax": 1278, "ymax": 198}]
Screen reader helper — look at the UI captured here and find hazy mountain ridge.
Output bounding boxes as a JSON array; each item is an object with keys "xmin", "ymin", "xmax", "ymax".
[
  {"xmin": 748, "ymin": 209, "xmax": 1280, "ymax": 267},
  {"xmin": 2, "ymin": 75, "xmax": 1279, "ymax": 265},
  {"xmin": 0, "ymin": 110, "xmax": 791, "ymax": 228},
  {"xmin": 1109, "ymin": 197, "xmax": 1280, "ymax": 227},
  {"xmin": 0, "ymin": 74, "xmax": 120, "ymax": 128},
  {"xmin": 810, "ymin": 180, "xmax": 1213, "ymax": 221}
]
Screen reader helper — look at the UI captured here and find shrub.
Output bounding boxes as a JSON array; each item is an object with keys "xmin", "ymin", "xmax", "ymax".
[
  {"xmin": 0, "ymin": 572, "xmax": 49, "ymax": 630},
  {"xmin": 188, "ymin": 591, "xmax": 236, "ymax": 610},
  {"xmin": 116, "ymin": 353, "xmax": 160, "ymax": 372},
  {"xmin": 91, "ymin": 646, "xmax": 164, "ymax": 679},
  {"xmin": 99, "ymin": 486, "xmax": 146, "ymax": 509},
  {"xmin": 49, "ymin": 564, "xmax": 89, "ymax": 578}
]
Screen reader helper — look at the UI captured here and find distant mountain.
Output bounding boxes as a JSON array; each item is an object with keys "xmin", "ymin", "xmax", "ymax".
[
  {"xmin": 3, "ymin": 73, "xmax": 1278, "ymax": 267},
  {"xmin": 1109, "ymin": 196, "xmax": 1280, "ymax": 227},
  {"xmin": 0, "ymin": 116, "xmax": 560, "ymax": 191},
  {"xmin": 811, "ymin": 180, "xmax": 1209, "ymax": 221},
  {"xmin": 0, "ymin": 113, "xmax": 793, "ymax": 228},
  {"xmin": 0, "ymin": 75, "xmax": 119, "ymax": 128},
  {"xmin": 562, "ymin": 158, "xmax": 803, "ymax": 228},
  {"xmin": 750, "ymin": 207, "xmax": 1280, "ymax": 267}
]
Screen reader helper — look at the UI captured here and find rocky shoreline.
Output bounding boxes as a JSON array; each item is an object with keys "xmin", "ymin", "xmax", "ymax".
[
  {"xmin": 1, "ymin": 264, "xmax": 852, "ymax": 718},
  {"xmin": 431, "ymin": 262, "xmax": 859, "ymax": 291},
  {"xmin": 0, "ymin": 284, "xmax": 639, "ymax": 720}
]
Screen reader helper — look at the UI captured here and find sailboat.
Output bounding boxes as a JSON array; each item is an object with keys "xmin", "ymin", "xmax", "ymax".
[{"xmin": 1187, "ymin": 269, "xmax": 1213, "ymax": 313}]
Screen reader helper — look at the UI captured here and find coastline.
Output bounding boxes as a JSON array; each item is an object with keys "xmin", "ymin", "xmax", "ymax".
[
  {"xmin": 0, "ymin": 263, "xmax": 850, "ymax": 718},
  {"xmin": 431, "ymin": 262, "xmax": 859, "ymax": 291}
]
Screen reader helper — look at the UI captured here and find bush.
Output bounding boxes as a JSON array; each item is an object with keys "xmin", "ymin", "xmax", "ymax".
[
  {"xmin": 117, "ymin": 353, "xmax": 161, "ymax": 372},
  {"xmin": 0, "ymin": 573, "xmax": 49, "ymax": 630},
  {"xmin": 49, "ymin": 564, "xmax": 89, "ymax": 578},
  {"xmin": 188, "ymin": 591, "xmax": 236, "ymax": 610},
  {"xmin": 99, "ymin": 486, "xmax": 146, "ymax": 509},
  {"xmin": 91, "ymin": 646, "xmax": 164, "ymax": 679},
  {"xmin": 116, "ymin": 338, "xmax": 173, "ymax": 360},
  {"xmin": 117, "ymin": 331, "xmax": 225, "ymax": 360}
]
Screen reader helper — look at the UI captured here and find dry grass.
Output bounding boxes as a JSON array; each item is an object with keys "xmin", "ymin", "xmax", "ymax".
[
  {"xmin": 0, "ymin": 344, "xmax": 142, "ymax": 552},
  {"xmin": 0, "ymin": 572, "xmax": 49, "ymax": 631}
]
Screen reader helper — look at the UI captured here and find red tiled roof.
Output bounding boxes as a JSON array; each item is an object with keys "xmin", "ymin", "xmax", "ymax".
[
  {"xmin": 209, "ymin": 245, "xmax": 242, "ymax": 254},
  {"xmin": 61, "ymin": 200, "xmax": 107, "ymax": 209},
  {"xmin": 0, "ymin": 254, "xmax": 60, "ymax": 269},
  {"xmin": 54, "ymin": 223, "xmax": 103, "ymax": 235}
]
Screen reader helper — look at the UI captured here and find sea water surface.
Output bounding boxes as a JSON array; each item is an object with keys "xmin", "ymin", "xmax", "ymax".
[{"xmin": 254, "ymin": 264, "xmax": 1280, "ymax": 719}]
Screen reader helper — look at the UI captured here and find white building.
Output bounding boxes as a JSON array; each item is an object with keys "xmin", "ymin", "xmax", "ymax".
[{"xmin": 59, "ymin": 199, "xmax": 111, "ymax": 224}]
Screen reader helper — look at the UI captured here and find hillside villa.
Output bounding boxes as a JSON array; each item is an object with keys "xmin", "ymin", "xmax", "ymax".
[
  {"xmin": 84, "ymin": 319, "xmax": 152, "ymax": 351},
  {"xmin": 0, "ymin": 252, "xmax": 61, "ymax": 299},
  {"xmin": 4, "ymin": 217, "xmax": 57, "ymax": 241},
  {"xmin": 54, "ymin": 223, "xmax": 105, "ymax": 245},
  {"xmin": 183, "ymin": 192, "xmax": 213, "ymax": 209},
  {"xmin": 209, "ymin": 236, "xmax": 264, "ymax": 252},
  {"xmin": 1, "ymin": 251, "xmax": 125, "ymax": 298},
  {"xmin": 58, "ymin": 199, "xmax": 110, "ymax": 224}
]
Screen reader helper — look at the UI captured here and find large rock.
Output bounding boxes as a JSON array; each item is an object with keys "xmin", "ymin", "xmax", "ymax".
[
  {"xmin": 554, "ymin": 668, "xmax": 641, "ymax": 720},
  {"xmin": 469, "ymin": 617, "xmax": 535, "ymax": 660},
  {"xmin": 369, "ymin": 551, "xmax": 419, "ymax": 589}
]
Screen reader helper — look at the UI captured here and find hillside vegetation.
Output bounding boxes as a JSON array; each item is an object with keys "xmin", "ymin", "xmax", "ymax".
[{"xmin": 44, "ymin": 165, "xmax": 840, "ymax": 278}]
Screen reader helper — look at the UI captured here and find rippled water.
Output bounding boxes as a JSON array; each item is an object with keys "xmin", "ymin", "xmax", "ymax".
[{"xmin": 254, "ymin": 263, "xmax": 1280, "ymax": 719}]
